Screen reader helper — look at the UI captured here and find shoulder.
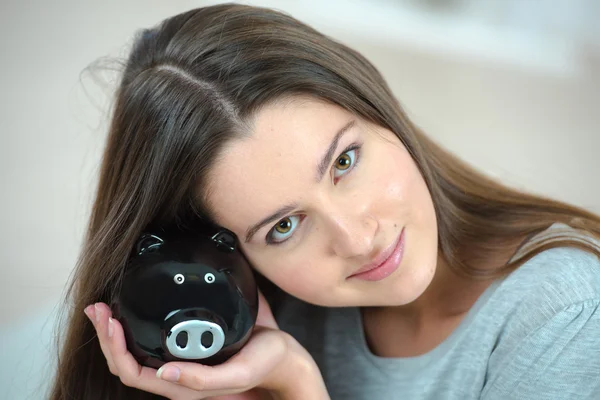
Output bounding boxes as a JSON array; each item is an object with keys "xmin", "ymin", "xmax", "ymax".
[
  {"xmin": 488, "ymin": 243, "xmax": 600, "ymax": 345},
  {"xmin": 482, "ymin": 244, "xmax": 600, "ymax": 398},
  {"xmin": 496, "ymin": 222, "xmax": 600, "ymax": 322},
  {"xmin": 483, "ymin": 223, "xmax": 600, "ymax": 355},
  {"xmin": 511, "ymin": 245, "xmax": 600, "ymax": 308}
]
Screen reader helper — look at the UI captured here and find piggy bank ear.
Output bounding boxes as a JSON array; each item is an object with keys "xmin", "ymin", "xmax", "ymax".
[
  {"xmin": 135, "ymin": 233, "xmax": 164, "ymax": 256},
  {"xmin": 211, "ymin": 228, "xmax": 237, "ymax": 253}
]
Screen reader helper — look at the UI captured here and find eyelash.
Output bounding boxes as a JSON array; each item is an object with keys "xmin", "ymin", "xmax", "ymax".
[{"xmin": 265, "ymin": 142, "xmax": 362, "ymax": 246}]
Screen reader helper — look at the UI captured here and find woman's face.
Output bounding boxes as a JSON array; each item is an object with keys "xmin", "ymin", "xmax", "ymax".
[{"xmin": 205, "ymin": 97, "xmax": 439, "ymax": 307}]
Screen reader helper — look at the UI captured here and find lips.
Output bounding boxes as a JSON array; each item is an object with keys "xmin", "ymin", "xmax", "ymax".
[{"xmin": 349, "ymin": 228, "xmax": 404, "ymax": 277}]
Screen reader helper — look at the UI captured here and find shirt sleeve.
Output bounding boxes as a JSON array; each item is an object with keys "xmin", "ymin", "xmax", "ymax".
[{"xmin": 481, "ymin": 298, "xmax": 600, "ymax": 400}]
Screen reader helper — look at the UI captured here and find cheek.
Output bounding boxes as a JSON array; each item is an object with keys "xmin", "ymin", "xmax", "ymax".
[
  {"xmin": 368, "ymin": 145, "xmax": 414, "ymax": 210},
  {"xmin": 392, "ymin": 151, "xmax": 439, "ymax": 267},
  {"xmin": 245, "ymin": 250, "xmax": 332, "ymax": 302},
  {"xmin": 372, "ymin": 144, "xmax": 437, "ymax": 246},
  {"xmin": 407, "ymin": 161, "xmax": 436, "ymax": 228}
]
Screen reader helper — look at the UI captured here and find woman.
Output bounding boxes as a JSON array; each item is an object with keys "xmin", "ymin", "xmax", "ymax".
[{"xmin": 50, "ymin": 3, "xmax": 600, "ymax": 400}]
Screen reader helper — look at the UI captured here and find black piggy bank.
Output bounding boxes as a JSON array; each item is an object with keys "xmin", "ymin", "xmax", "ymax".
[{"xmin": 111, "ymin": 223, "xmax": 258, "ymax": 368}]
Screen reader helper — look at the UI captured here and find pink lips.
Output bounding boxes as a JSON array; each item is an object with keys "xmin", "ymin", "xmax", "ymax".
[{"xmin": 348, "ymin": 228, "xmax": 405, "ymax": 281}]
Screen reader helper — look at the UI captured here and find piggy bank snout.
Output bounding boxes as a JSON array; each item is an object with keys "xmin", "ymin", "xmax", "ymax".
[{"xmin": 166, "ymin": 319, "xmax": 226, "ymax": 360}]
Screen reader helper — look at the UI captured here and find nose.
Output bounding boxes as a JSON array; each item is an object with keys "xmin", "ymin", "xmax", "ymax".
[{"xmin": 325, "ymin": 206, "xmax": 378, "ymax": 259}]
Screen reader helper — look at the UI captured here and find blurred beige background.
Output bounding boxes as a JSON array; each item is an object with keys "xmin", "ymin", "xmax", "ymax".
[{"xmin": 1, "ymin": 0, "xmax": 598, "ymax": 398}]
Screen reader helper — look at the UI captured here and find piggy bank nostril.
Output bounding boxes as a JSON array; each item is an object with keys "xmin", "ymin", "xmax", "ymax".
[
  {"xmin": 176, "ymin": 331, "xmax": 188, "ymax": 348},
  {"xmin": 201, "ymin": 331, "xmax": 214, "ymax": 348}
]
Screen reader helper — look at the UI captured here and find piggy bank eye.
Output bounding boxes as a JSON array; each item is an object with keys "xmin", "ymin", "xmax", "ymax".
[
  {"xmin": 204, "ymin": 273, "xmax": 215, "ymax": 284},
  {"xmin": 173, "ymin": 274, "xmax": 185, "ymax": 285}
]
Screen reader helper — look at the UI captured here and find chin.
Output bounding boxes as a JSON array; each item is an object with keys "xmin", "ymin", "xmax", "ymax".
[
  {"xmin": 370, "ymin": 260, "xmax": 437, "ymax": 307},
  {"xmin": 395, "ymin": 259, "xmax": 437, "ymax": 305}
]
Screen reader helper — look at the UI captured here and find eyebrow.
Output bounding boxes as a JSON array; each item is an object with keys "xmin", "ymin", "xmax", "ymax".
[{"xmin": 244, "ymin": 119, "xmax": 356, "ymax": 243}]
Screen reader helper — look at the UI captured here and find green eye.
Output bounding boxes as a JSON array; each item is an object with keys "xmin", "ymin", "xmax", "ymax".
[
  {"xmin": 275, "ymin": 218, "xmax": 292, "ymax": 234},
  {"xmin": 333, "ymin": 147, "xmax": 358, "ymax": 178},
  {"xmin": 336, "ymin": 153, "xmax": 352, "ymax": 170},
  {"xmin": 267, "ymin": 215, "xmax": 301, "ymax": 245}
]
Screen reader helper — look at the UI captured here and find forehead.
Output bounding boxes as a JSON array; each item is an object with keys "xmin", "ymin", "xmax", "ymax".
[{"xmin": 204, "ymin": 98, "xmax": 353, "ymax": 236}]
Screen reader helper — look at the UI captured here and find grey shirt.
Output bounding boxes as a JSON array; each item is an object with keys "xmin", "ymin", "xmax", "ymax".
[{"xmin": 273, "ymin": 223, "xmax": 600, "ymax": 399}]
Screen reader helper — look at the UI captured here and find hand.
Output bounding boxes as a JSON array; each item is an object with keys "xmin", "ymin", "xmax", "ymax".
[{"xmin": 85, "ymin": 289, "xmax": 322, "ymax": 400}]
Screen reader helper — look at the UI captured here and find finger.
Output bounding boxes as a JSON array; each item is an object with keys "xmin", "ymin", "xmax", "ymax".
[
  {"xmin": 85, "ymin": 303, "xmax": 117, "ymax": 375},
  {"xmin": 104, "ymin": 309, "xmax": 198, "ymax": 399},
  {"xmin": 99, "ymin": 303, "xmax": 275, "ymax": 399},
  {"xmin": 164, "ymin": 328, "xmax": 288, "ymax": 393},
  {"xmin": 206, "ymin": 388, "xmax": 266, "ymax": 400},
  {"xmin": 255, "ymin": 289, "xmax": 278, "ymax": 330}
]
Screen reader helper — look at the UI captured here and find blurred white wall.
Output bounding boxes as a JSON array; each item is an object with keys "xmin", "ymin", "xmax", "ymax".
[{"xmin": 1, "ymin": 0, "xmax": 598, "ymax": 398}]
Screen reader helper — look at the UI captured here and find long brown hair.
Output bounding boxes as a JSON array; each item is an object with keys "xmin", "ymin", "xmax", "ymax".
[{"xmin": 50, "ymin": 3, "xmax": 600, "ymax": 399}]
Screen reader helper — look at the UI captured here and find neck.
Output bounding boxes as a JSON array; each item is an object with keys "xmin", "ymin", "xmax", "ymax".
[
  {"xmin": 364, "ymin": 237, "xmax": 527, "ymax": 325},
  {"xmin": 365, "ymin": 255, "xmax": 487, "ymax": 325}
]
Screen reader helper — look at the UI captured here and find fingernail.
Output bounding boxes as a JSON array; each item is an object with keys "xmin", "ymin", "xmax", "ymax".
[
  {"xmin": 108, "ymin": 317, "xmax": 114, "ymax": 337},
  {"xmin": 156, "ymin": 366, "xmax": 180, "ymax": 382},
  {"xmin": 83, "ymin": 305, "xmax": 93, "ymax": 321},
  {"xmin": 94, "ymin": 303, "xmax": 101, "ymax": 323}
]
